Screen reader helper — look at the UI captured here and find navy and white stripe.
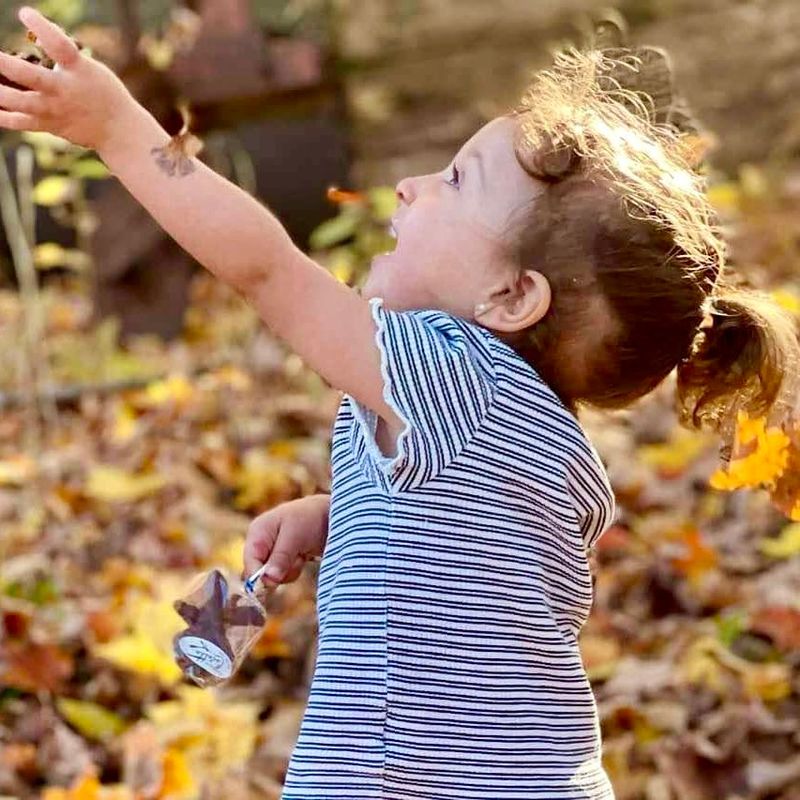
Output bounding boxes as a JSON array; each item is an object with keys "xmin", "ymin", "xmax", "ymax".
[{"xmin": 281, "ymin": 296, "xmax": 617, "ymax": 799}]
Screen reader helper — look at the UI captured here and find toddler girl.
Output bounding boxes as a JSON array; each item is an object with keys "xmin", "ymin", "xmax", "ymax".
[
  {"xmin": 246, "ymin": 42, "xmax": 800, "ymax": 800},
  {"xmin": 5, "ymin": 8, "xmax": 798, "ymax": 799}
]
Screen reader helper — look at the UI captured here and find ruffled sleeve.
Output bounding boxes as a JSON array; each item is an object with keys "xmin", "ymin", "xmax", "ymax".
[{"xmin": 345, "ymin": 296, "xmax": 498, "ymax": 493}]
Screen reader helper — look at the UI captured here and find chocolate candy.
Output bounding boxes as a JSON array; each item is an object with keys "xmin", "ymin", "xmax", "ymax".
[{"xmin": 173, "ymin": 568, "xmax": 268, "ymax": 688}]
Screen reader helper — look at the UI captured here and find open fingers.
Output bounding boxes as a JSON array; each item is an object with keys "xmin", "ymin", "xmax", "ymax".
[
  {"xmin": 0, "ymin": 83, "xmax": 44, "ymax": 115},
  {"xmin": 0, "ymin": 108, "xmax": 41, "ymax": 131},
  {"xmin": 0, "ymin": 51, "xmax": 57, "ymax": 93},
  {"xmin": 18, "ymin": 6, "xmax": 80, "ymax": 69}
]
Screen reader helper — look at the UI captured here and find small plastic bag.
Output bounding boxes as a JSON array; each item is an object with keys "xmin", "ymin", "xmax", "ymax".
[{"xmin": 172, "ymin": 567, "xmax": 270, "ymax": 688}]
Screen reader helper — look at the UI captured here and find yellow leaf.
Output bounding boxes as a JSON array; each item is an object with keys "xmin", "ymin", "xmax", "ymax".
[
  {"xmin": 56, "ymin": 698, "xmax": 128, "ymax": 741},
  {"xmin": 0, "ymin": 454, "xmax": 37, "ymax": 486},
  {"xmin": 139, "ymin": 35, "xmax": 175, "ymax": 71},
  {"xmin": 680, "ymin": 637, "xmax": 726, "ymax": 694},
  {"xmin": 232, "ymin": 448, "xmax": 292, "ymax": 509},
  {"xmin": 322, "ymin": 247, "xmax": 357, "ymax": 285},
  {"xmin": 579, "ymin": 634, "xmax": 620, "ymax": 681},
  {"xmin": 42, "ymin": 771, "xmax": 102, "ymax": 800},
  {"xmin": 159, "ymin": 747, "xmax": 195, "ymax": 799},
  {"xmin": 33, "ymin": 242, "xmax": 91, "ymax": 272},
  {"xmin": 760, "ymin": 522, "xmax": 800, "ymax": 559},
  {"xmin": 639, "ymin": 428, "xmax": 712, "ymax": 473},
  {"xmin": 85, "ymin": 465, "xmax": 166, "ymax": 503},
  {"xmin": 710, "ymin": 412, "xmax": 791, "ymax": 492},
  {"xmin": 367, "ymin": 185, "xmax": 399, "ymax": 221},
  {"xmin": 210, "ymin": 535, "xmax": 246, "ymax": 574},
  {"xmin": 94, "ymin": 574, "xmax": 189, "ymax": 685},
  {"xmin": 34, "ymin": 242, "xmax": 67, "ymax": 268},
  {"xmin": 771, "ymin": 288, "xmax": 800, "ymax": 316},
  {"xmin": 33, "ymin": 175, "xmax": 77, "ymax": 206},
  {"xmin": 739, "ymin": 163, "xmax": 769, "ymax": 198},
  {"xmin": 267, "ymin": 439, "xmax": 299, "ymax": 460},
  {"xmin": 707, "ymin": 181, "xmax": 740, "ymax": 212},
  {"xmin": 208, "ymin": 364, "xmax": 251, "ymax": 392},
  {"xmin": 632, "ymin": 716, "xmax": 661, "ymax": 745},
  {"xmin": 146, "ymin": 686, "xmax": 260, "ymax": 778},
  {"xmin": 141, "ymin": 374, "xmax": 194, "ymax": 408},
  {"xmin": 741, "ymin": 662, "xmax": 792, "ymax": 702},
  {"xmin": 95, "ymin": 634, "xmax": 182, "ymax": 684},
  {"xmin": 41, "ymin": 770, "xmax": 133, "ymax": 800},
  {"xmin": 111, "ymin": 403, "xmax": 138, "ymax": 444}
]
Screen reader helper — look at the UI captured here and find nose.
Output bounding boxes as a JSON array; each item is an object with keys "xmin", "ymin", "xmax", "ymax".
[{"xmin": 395, "ymin": 175, "xmax": 415, "ymax": 206}]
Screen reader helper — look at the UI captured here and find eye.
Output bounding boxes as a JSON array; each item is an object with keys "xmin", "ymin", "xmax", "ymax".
[{"xmin": 445, "ymin": 163, "xmax": 460, "ymax": 189}]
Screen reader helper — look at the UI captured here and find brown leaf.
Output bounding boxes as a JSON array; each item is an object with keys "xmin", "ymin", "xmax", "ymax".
[
  {"xmin": 750, "ymin": 605, "xmax": 800, "ymax": 651},
  {"xmin": 2, "ymin": 642, "xmax": 73, "ymax": 693}
]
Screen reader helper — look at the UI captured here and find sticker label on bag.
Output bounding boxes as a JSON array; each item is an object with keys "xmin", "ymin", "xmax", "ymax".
[{"xmin": 178, "ymin": 635, "xmax": 233, "ymax": 678}]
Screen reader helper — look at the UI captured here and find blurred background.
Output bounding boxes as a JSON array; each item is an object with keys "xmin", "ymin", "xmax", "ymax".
[{"xmin": 1, "ymin": 2, "xmax": 800, "ymax": 799}]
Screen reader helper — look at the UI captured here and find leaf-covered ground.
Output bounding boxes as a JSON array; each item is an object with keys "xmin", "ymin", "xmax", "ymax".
[{"xmin": 2, "ymin": 165, "xmax": 800, "ymax": 800}]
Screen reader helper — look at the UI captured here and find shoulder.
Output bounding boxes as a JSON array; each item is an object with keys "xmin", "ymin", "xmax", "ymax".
[{"xmin": 368, "ymin": 297, "xmax": 501, "ymax": 380}]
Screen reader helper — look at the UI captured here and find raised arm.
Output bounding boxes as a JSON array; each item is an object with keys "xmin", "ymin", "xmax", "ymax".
[{"xmin": 0, "ymin": 7, "xmax": 402, "ymax": 429}]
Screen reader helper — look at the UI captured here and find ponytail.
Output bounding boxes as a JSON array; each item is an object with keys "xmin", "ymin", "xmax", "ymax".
[{"xmin": 676, "ymin": 272, "xmax": 800, "ymax": 517}]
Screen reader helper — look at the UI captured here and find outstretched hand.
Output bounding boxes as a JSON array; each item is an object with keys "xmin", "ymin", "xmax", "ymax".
[{"xmin": 0, "ymin": 6, "xmax": 137, "ymax": 151}]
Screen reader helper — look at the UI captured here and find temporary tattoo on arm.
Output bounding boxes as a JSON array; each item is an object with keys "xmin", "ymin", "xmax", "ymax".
[{"xmin": 150, "ymin": 101, "xmax": 204, "ymax": 178}]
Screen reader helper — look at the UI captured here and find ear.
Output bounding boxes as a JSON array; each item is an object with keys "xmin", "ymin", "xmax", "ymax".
[{"xmin": 484, "ymin": 270, "xmax": 552, "ymax": 333}]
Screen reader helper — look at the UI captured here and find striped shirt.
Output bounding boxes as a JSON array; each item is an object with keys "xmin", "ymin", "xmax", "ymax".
[{"xmin": 280, "ymin": 296, "xmax": 617, "ymax": 799}]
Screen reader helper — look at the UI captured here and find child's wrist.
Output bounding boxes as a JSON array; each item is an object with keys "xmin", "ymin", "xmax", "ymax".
[{"xmin": 95, "ymin": 99, "xmax": 168, "ymax": 165}]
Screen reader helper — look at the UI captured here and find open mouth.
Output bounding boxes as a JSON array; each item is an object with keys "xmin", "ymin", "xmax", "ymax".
[{"xmin": 376, "ymin": 220, "xmax": 399, "ymax": 258}]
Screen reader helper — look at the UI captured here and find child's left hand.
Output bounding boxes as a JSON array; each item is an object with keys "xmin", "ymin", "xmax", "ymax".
[{"xmin": 0, "ymin": 6, "xmax": 139, "ymax": 151}]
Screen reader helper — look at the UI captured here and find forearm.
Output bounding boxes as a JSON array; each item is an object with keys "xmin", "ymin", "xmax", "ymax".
[{"xmin": 96, "ymin": 101, "xmax": 293, "ymax": 294}]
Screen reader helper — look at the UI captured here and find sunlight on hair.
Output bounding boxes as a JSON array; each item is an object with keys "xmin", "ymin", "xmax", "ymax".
[
  {"xmin": 510, "ymin": 46, "xmax": 800, "ymax": 521},
  {"xmin": 511, "ymin": 47, "xmax": 725, "ymax": 280}
]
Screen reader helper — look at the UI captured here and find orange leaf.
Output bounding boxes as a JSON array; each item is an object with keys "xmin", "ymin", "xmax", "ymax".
[
  {"xmin": 750, "ymin": 606, "xmax": 800, "ymax": 651},
  {"xmin": 250, "ymin": 616, "xmax": 292, "ymax": 659},
  {"xmin": 42, "ymin": 771, "xmax": 100, "ymax": 800},
  {"xmin": 2, "ymin": 642, "xmax": 73, "ymax": 693},
  {"xmin": 85, "ymin": 608, "xmax": 121, "ymax": 644},
  {"xmin": 326, "ymin": 186, "xmax": 364, "ymax": 204},
  {"xmin": 670, "ymin": 527, "xmax": 718, "ymax": 584},
  {"xmin": 594, "ymin": 525, "xmax": 630, "ymax": 553}
]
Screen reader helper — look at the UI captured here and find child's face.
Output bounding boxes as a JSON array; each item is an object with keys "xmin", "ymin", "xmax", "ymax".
[{"xmin": 361, "ymin": 115, "xmax": 551, "ymax": 331}]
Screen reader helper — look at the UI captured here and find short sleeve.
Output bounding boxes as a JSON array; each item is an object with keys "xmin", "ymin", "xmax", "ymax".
[
  {"xmin": 566, "ymin": 440, "xmax": 617, "ymax": 549},
  {"xmin": 346, "ymin": 296, "xmax": 498, "ymax": 493}
]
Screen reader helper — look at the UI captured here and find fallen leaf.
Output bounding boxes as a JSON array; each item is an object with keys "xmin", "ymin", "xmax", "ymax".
[
  {"xmin": 56, "ymin": 698, "xmax": 128, "ymax": 742},
  {"xmin": 760, "ymin": 522, "xmax": 800, "ymax": 558},
  {"xmin": 670, "ymin": 527, "xmax": 719, "ymax": 586},
  {"xmin": 750, "ymin": 605, "xmax": 800, "ymax": 650},
  {"xmin": 0, "ymin": 454, "xmax": 38, "ymax": 486},
  {"xmin": 2, "ymin": 642, "xmax": 73, "ymax": 693},
  {"xmin": 95, "ymin": 634, "xmax": 182, "ymax": 685},
  {"xmin": 85, "ymin": 466, "xmax": 167, "ymax": 504},
  {"xmin": 740, "ymin": 662, "xmax": 793, "ymax": 702},
  {"xmin": 146, "ymin": 685, "xmax": 260, "ymax": 779}
]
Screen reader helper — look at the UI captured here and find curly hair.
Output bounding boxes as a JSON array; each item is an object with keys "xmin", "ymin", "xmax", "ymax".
[{"xmin": 495, "ymin": 44, "xmax": 800, "ymax": 454}]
